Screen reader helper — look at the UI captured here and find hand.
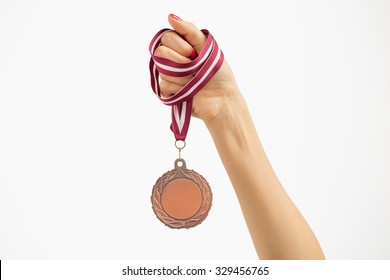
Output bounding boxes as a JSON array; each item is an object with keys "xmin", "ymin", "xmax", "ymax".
[{"xmin": 154, "ymin": 14, "xmax": 240, "ymax": 124}]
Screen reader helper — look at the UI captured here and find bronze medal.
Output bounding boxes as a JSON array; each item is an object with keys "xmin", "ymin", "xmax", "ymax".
[{"xmin": 151, "ymin": 157, "xmax": 212, "ymax": 229}]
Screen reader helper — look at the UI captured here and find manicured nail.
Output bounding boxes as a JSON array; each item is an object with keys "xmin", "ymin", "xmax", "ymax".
[
  {"xmin": 188, "ymin": 50, "xmax": 197, "ymax": 59},
  {"xmin": 170, "ymin": 13, "xmax": 182, "ymax": 21}
]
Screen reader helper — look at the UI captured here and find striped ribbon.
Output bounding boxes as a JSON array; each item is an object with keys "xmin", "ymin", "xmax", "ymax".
[{"xmin": 149, "ymin": 28, "xmax": 224, "ymax": 140}]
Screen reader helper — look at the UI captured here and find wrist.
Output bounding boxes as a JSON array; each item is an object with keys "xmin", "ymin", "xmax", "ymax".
[
  {"xmin": 205, "ymin": 87, "xmax": 249, "ymax": 134},
  {"xmin": 205, "ymin": 87, "xmax": 265, "ymax": 167}
]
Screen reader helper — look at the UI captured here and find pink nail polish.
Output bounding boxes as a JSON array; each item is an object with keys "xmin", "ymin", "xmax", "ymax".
[
  {"xmin": 170, "ymin": 13, "xmax": 182, "ymax": 21},
  {"xmin": 188, "ymin": 50, "xmax": 197, "ymax": 59}
]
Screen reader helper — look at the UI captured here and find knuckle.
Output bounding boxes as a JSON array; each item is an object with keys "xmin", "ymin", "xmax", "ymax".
[
  {"xmin": 160, "ymin": 79, "xmax": 181, "ymax": 97},
  {"xmin": 187, "ymin": 22, "xmax": 200, "ymax": 36},
  {"xmin": 161, "ymin": 31, "xmax": 175, "ymax": 45},
  {"xmin": 161, "ymin": 31, "xmax": 193, "ymax": 56},
  {"xmin": 188, "ymin": 22, "xmax": 196, "ymax": 30},
  {"xmin": 183, "ymin": 45, "xmax": 194, "ymax": 56},
  {"xmin": 159, "ymin": 80, "xmax": 171, "ymax": 96},
  {"xmin": 153, "ymin": 46, "xmax": 168, "ymax": 58}
]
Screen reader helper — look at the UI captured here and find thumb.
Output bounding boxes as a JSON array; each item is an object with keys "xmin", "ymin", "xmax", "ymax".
[{"xmin": 168, "ymin": 14, "xmax": 207, "ymax": 54}]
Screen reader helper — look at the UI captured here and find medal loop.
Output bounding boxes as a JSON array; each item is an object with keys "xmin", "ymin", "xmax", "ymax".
[
  {"xmin": 175, "ymin": 140, "xmax": 186, "ymax": 159},
  {"xmin": 174, "ymin": 158, "xmax": 187, "ymax": 169},
  {"xmin": 149, "ymin": 28, "xmax": 224, "ymax": 141}
]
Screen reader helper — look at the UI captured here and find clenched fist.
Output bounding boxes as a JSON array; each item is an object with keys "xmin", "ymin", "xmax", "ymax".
[{"xmin": 153, "ymin": 14, "xmax": 239, "ymax": 124}]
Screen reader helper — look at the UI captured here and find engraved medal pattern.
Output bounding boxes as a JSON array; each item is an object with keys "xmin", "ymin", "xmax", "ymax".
[{"xmin": 151, "ymin": 158, "xmax": 212, "ymax": 229}]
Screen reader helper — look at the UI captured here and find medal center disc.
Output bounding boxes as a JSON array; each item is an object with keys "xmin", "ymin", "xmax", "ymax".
[{"xmin": 161, "ymin": 178, "xmax": 202, "ymax": 219}]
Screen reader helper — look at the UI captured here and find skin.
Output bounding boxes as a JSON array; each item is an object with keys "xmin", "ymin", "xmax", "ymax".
[{"xmin": 156, "ymin": 14, "xmax": 325, "ymax": 260}]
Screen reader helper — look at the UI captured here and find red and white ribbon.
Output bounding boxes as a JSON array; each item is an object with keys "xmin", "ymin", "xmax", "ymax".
[{"xmin": 149, "ymin": 28, "xmax": 224, "ymax": 140}]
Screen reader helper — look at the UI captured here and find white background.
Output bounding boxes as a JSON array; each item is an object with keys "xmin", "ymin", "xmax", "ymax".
[{"xmin": 0, "ymin": 0, "xmax": 389, "ymax": 259}]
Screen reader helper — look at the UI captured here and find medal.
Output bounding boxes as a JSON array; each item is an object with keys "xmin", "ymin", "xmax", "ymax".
[
  {"xmin": 151, "ymin": 141, "xmax": 212, "ymax": 229},
  {"xmin": 149, "ymin": 28, "xmax": 224, "ymax": 229}
]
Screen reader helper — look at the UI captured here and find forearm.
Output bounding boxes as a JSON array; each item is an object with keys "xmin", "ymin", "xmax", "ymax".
[{"xmin": 205, "ymin": 88, "xmax": 325, "ymax": 260}]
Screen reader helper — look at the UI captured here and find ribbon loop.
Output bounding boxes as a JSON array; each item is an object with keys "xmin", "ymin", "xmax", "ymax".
[{"xmin": 149, "ymin": 28, "xmax": 224, "ymax": 140}]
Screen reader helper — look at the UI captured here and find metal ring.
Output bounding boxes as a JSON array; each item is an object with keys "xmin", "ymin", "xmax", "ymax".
[{"xmin": 174, "ymin": 140, "xmax": 186, "ymax": 150}]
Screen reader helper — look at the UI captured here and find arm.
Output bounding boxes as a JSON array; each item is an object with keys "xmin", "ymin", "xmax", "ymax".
[
  {"xmin": 157, "ymin": 14, "xmax": 325, "ymax": 259},
  {"xmin": 206, "ymin": 89, "xmax": 325, "ymax": 259}
]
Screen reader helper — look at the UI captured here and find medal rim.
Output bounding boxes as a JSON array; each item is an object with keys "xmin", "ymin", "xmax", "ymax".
[{"xmin": 151, "ymin": 161, "xmax": 212, "ymax": 229}]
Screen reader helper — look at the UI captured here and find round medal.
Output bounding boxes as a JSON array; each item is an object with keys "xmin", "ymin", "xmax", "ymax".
[{"xmin": 151, "ymin": 158, "xmax": 212, "ymax": 229}]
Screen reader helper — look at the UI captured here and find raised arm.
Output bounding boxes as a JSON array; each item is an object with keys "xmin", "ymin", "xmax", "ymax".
[
  {"xmin": 205, "ymin": 87, "xmax": 325, "ymax": 259},
  {"xmin": 156, "ymin": 14, "xmax": 325, "ymax": 259}
]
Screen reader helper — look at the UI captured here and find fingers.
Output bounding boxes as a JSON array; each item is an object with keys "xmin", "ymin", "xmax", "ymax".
[
  {"xmin": 154, "ymin": 45, "xmax": 193, "ymax": 98},
  {"xmin": 154, "ymin": 45, "xmax": 191, "ymax": 64},
  {"xmin": 160, "ymin": 73, "xmax": 192, "ymax": 86},
  {"xmin": 160, "ymin": 31, "xmax": 195, "ymax": 58},
  {"xmin": 160, "ymin": 80, "xmax": 183, "ymax": 99},
  {"xmin": 156, "ymin": 14, "xmax": 207, "ymax": 98},
  {"xmin": 168, "ymin": 14, "xmax": 207, "ymax": 54}
]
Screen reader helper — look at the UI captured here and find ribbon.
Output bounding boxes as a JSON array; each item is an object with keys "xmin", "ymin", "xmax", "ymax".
[{"xmin": 149, "ymin": 28, "xmax": 224, "ymax": 140}]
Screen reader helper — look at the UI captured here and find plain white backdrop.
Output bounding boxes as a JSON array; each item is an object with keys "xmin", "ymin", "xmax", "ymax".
[{"xmin": 0, "ymin": 0, "xmax": 389, "ymax": 259}]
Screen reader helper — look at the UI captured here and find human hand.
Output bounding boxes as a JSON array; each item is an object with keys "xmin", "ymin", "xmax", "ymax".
[{"xmin": 153, "ymin": 14, "xmax": 240, "ymax": 124}]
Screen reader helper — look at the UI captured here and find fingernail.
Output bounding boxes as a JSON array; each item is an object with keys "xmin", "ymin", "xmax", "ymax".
[
  {"xmin": 170, "ymin": 13, "xmax": 182, "ymax": 21},
  {"xmin": 188, "ymin": 50, "xmax": 197, "ymax": 59}
]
